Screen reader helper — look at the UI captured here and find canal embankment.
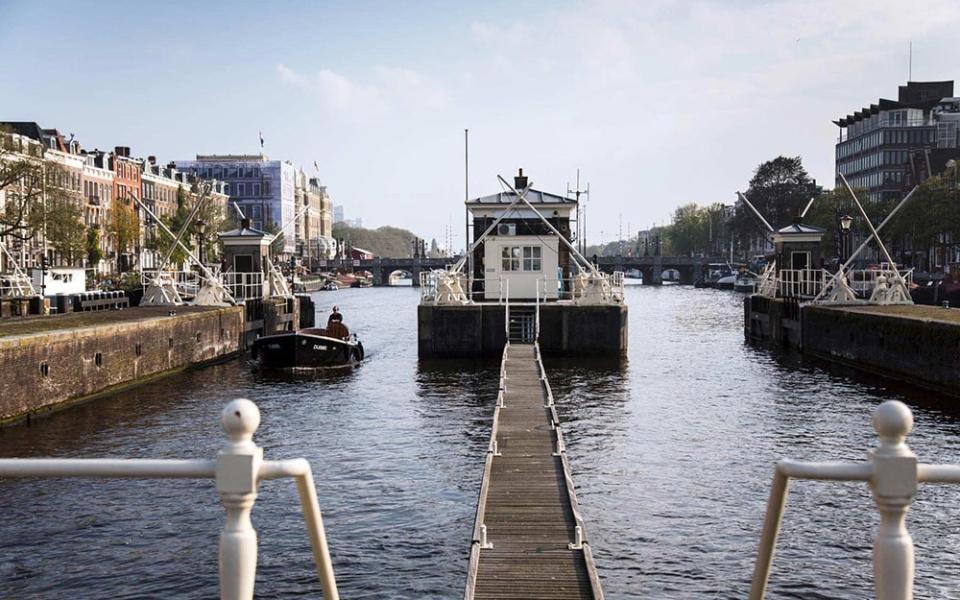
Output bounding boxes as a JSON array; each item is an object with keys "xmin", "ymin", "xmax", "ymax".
[
  {"xmin": 0, "ymin": 305, "xmax": 244, "ymax": 425},
  {"xmin": 745, "ymin": 297, "xmax": 960, "ymax": 396}
]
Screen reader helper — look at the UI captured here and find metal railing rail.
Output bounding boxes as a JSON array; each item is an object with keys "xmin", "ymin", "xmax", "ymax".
[
  {"xmin": 0, "ymin": 400, "xmax": 339, "ymax": 600},
  {"xmin": 141, "ymin": 269, "xmax": 201, "ymax": 296},
  {"xmin": 750, "ymin": 400, "xmax": 960, "ymax": 600},
  {"xmin": 503, "ymin": 280, "xmax": 510, "ymax": 338},
  {"xmin": 221, "ymin": 272, "xmax": 265, "ymax": 301},
  {"xmin": 534, "ymin": 282, "xmax": 540, "ymax": 341}
]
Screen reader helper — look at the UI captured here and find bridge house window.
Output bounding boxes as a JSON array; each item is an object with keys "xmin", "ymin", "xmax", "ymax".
[{"xmin": 501, "ymin": 246, "xmax": 542, "ymax": 272}]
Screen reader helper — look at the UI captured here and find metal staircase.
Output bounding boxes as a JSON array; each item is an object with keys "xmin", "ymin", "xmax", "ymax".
[{"xmin": 507, "ymin": 304, "xmax": 537, "ymax": 343}]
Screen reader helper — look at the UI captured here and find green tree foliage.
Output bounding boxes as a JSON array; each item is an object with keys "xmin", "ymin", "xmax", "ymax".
[
  {"xmin": 44, "ymin": 199, "xmax": 87, "ymax": 265},
  {"xmin": 86, "ymin": 227, "xmax": 103, "ymax": 267},
  {"xmin": 108, "ymin": 200, "xmax": 139, "ymax": 259},
  {"xmin": 0, "ymin": 131, "xmax": 66, "ymax": 242},
  {"xmin": 667, "ymin": 203, "xmax": 708, "ymax": 256},
  {"xmin": 733, "ymin": 156, "xmax": 817, "ymax": 243},
  {"xmin": 332, "ymin": 223, "xmax": 421, "ymax": 258},
  {"xmin": 884, "ymin": 164, "xmax": 960, "ymax": 265}
]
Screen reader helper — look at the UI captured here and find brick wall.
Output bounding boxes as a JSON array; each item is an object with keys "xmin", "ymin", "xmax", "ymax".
[{"xmin": 0, "ymin": 306, "xmax": 243, "ymax": 424}]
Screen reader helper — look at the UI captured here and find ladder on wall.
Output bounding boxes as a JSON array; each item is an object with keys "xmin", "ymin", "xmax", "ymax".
[{"xmin": 506, "ymin": 304, "xmax": 537, "ymax": 343}]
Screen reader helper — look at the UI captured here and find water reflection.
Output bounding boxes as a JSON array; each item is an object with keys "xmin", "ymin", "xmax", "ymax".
[{"xmin": 0, "ymin": 285, "xmax": 958, "ymax": 599}]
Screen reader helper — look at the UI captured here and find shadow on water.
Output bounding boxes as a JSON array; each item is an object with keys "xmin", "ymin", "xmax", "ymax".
[{"xmin": 744, "ymin": 336, "xmax": 960, "ymax": 425}]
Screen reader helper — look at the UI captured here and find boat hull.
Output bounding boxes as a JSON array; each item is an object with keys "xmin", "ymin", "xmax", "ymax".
[{"xmin": 252, "ymin": 332, "xmax": 363, "ymax": 369}]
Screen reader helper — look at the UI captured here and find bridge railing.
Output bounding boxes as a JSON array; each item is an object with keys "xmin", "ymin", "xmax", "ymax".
[
  {"xmin": 0, "ymin": 399, "xmax": 339, "ymax": 600},
  {"xmin": 222, "ymin": 271, "xmax": 266, "ymax": 301},
  {"xmin": 142, "ymin": 269, "xmax": 201, "ymax": 297},
  {"xmin": 750, "ymin": 400, "xmax": 960, "ymax": 600},
  {"xmin": 766, "ymin": 268, "xmax": 915, "ymax": 301}
]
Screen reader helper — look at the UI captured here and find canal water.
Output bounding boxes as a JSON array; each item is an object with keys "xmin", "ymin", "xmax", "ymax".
[{"xmin": 1, "ymin": 285, "xmax": 958, "ymax": 599}]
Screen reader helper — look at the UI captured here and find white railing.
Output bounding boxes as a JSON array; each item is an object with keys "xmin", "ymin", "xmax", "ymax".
[
  {"xmin": 776, "ymin": 268, "xmax": 830, "ymax": 298},
  {"xmin": 503, "ymin": 280, "xmax": 510, "ymax": 338},
  {"xmin": 222, "ymin": 271, "xmax": 265, "ymax": 301},
  {"xmin": 0, "ymin": 400, "xmax": 339, "ymax": 600},
  {"xmin": 762, "ymin": 268, "xmax": 915, "ymax": 301},
  {"xmin": 0, "ymin": 274, "xmax": 37, "ymax": 297},
  {"xmin": 419, "ymin": 270, "xmax": 437, "ymax": 301},
  {"xmin": 750, "ymin": 400, "xmax": 960, "ymax": 600},
  {"xmin": 848, "ymin": 268, "xmax": 914, "ymax": 296},
  {"xmin": 535, "ymin": 282, "xmax": 540, "ymax": 341},
  {"xmin": 611, "ymin": 271, "xmax": 625, "ymax": 302},
  {"xmin": 141, "ymin": 269, "xmax": 201, "ymax": 296}
]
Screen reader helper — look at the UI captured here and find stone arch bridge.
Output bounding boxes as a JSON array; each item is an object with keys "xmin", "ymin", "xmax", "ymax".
[{"xmin": 319, "ymin": 256, "xmax": 724, "ymax": 286}]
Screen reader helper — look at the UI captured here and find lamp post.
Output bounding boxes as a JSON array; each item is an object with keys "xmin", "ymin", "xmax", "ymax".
[
  {"xmin": 196, "ymin": 219, "xmax": 206, "ymax": 266},
  {"xmin": 840, "ymin": 214, "xmax": 853, "ymax": 264}
]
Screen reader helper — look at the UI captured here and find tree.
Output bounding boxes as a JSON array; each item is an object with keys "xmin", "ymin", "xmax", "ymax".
[
  {"xmin": 0, "ymin": 131, "xmax": 66, "ymax": 243},
  {"xmin": 733, "ymin": 156, "xmax": 818, "ymax": 249},
  {"xmin": 44, "ymin": 199, "xmax": 87, "ymax": 265},
  {"xmin": 86, "ymin": 227, "xmax": 103, "ymax": 267},
  {"xmin": 108, "ymin": 200, "xmax": 139, "ymax": 267},
  {"xmin": 666, "ymin": 203, "xmax": 709, "ymax": 256}
]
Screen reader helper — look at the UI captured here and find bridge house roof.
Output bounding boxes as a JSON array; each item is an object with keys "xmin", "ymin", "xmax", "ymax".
[{"xmin": 466, "ymin": 188, "xmax": 576, "ymax": 206}]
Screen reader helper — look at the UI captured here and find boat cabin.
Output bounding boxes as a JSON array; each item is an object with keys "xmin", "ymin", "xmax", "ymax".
[{"xmin": 467, "ymin": 170, "xmax": 577, "ymax": 301}]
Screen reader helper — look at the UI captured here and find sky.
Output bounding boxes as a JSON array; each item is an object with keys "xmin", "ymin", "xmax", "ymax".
[{"xmin": 1, "ymin": 0, "xmax": 959, "ymax": 250}]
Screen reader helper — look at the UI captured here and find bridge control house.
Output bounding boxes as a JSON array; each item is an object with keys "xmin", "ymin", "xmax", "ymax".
[
  {"xmin": 418, "ymin": 170, "xmax": 628, "ymax": 357},
  {"xmin": 468, "ymin": 170, "xmax": 576, "ymax": 300}
]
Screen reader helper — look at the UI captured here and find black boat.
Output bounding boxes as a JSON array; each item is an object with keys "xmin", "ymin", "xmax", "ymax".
[{"xmin": 252, "ymin": 327, "xmax": 364, "ymax": 369}]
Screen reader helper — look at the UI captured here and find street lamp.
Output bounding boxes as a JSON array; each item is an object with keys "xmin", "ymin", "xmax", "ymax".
[
  {"xmin": 840, "ymin": 214, "xmax": 853, "ymax": 264},
  {"xmin": 195, "ymin": 219, "xmax": 206, "ymax": 265}
]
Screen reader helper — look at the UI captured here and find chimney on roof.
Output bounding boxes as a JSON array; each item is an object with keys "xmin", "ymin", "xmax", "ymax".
[{"xmin": 514, "ymin": 168, "xmax": 528, "ymax": 191}]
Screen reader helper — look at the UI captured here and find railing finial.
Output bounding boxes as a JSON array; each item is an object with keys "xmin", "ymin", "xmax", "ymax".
[
  {"xmin": 873, "ymin": 400, "xmax": 913, "ymax": 452},
  {"xmin": 222, "ymin": 398, "xmax": 261, "ymax": 447}
]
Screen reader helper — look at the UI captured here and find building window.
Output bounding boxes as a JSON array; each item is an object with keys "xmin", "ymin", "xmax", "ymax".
[
  {"xmin": 237, "ymin": 183, "xmax": 246, "ymax": 197},
  {"xmin": 523, "ymin": 246, "xmax": 542, "ymax": 271},
  {"xmin": 253, "ymin": 183, "xmax": 260, "ymax": 196},
  {"xmin": 501, "ymin": 246, "xmax": 542, "ymax": 271}
]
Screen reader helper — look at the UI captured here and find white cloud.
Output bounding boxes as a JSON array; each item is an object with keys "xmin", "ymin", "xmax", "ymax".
[{"xmin": 276, "ymin": 63, "xmax": 447, "ymax": 117}]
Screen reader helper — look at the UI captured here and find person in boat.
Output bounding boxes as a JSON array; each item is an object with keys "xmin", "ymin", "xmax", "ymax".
[{"xmin": 326, "ymin": 306, "xmax": 349, "ymax": 340}]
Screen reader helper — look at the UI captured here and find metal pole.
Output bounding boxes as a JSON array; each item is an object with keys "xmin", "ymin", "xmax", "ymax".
[
  {"xmin": 465, "ymin": 129, "xmax": 471, "ymax": 294},
  {"xmin": 749, "ymin": 470, "xmax": 789, "ymax": 600}
]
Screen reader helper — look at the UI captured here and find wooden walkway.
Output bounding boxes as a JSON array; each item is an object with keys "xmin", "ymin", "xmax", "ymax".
[{"xmin": 465, "ymin": 342, "xmax": 603, "ymax": 600}]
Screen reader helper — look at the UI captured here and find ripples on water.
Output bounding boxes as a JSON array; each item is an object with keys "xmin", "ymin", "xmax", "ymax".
[{"xmin": 1, "ymin": 285, "xmax": 958, "ymax": 598}]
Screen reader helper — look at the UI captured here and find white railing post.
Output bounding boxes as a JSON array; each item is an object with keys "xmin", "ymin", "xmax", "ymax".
[
  {"xmin": 870, "ymin": 401, "xmax": 917, "ymax": 600},
  {"xmin": 216, "ymin": 399, "xmax": 264, "ymax": 600}
]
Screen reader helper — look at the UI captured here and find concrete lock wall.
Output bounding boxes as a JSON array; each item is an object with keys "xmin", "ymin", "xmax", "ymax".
[
  {"xmin": 802, "ymin": 306, "xmax": 960, "ymax": 395},
  {"xmin": 418, "ymin": 304, "xmax": 628, "ymax": 358},
  {"xmin": 0, "ymin": 306, "xmax": 244, "ymax": 424}
]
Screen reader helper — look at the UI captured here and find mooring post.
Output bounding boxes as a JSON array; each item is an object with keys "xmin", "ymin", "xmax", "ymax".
[
  {"xmin": 217, "ymin": 399, "xmax": 264, "ymax": 600},
  {"xmin": 870, "ymin": 401, "xmax": 917, "ymax": 600}
]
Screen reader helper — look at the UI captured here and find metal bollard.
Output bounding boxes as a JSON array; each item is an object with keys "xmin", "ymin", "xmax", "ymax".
[
  {"xmin": 943, "ymin": 301, "xmax": 950, "ymax": 309},
  {"xmin": 217, "ymin": 399, "xmax": 264, "ymax": 600}
]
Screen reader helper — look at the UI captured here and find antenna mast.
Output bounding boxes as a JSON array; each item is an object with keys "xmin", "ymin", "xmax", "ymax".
[
  {"xmin": 909, "ymin": 39, "xmax": 912, "ymax": 81},
  {"xmin": 568, "ymin": 168, "xmax": 589, "ymax": 253}
]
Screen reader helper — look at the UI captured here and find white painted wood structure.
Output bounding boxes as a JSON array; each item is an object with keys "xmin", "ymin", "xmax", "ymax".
[
  {"xmin": 0, "ymin": 399, "xmax": 339, "ymax": 600},
  {"xmin": 751, "ymin": 400, "xmax": 960, "ymax": 600}
]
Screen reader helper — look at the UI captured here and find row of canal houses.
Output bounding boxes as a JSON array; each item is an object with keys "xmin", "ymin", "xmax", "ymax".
[{"xmin": 0, "ymin": 121, "xmax": 337, "ymax": 278}]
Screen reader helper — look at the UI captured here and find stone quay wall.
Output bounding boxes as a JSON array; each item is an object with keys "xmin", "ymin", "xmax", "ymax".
[
  {"xmin": 0, "ymin": 306, "xmax": 243, "ymax": 425},
  {"xmin": 802, "ymin": 305, "xmax": 960, "ymax": 396}
]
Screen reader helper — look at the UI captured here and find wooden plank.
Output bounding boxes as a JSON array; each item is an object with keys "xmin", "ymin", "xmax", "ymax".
[{"xmin": 464, "ymin": 341, "xmax": 603, "ymax": 600}]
